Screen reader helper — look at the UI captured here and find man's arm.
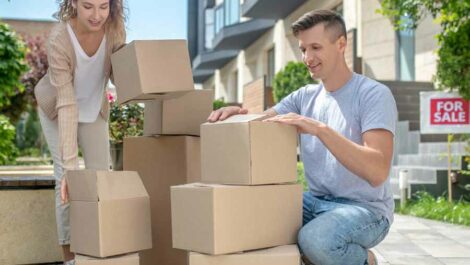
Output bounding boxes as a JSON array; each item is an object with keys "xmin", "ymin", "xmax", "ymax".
[
  {"xmin": 265, "ymin": 113, "xmax": 393, "ymax": 187},
  {"xmin": 318, "ymin": 126, "xmax": 393, "ymax": 187}
]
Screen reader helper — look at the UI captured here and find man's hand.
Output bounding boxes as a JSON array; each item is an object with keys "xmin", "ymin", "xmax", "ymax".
[
  {"xmin": 207, "ymin": 106, "xmax": 248, "ymax": 122},
  {"xmin": 61, "ymin": 177, "xmax": 69, "ymax": 204},
  {"xmin": 265, "ymin": 112, "xmax": 325, "ymax": 135}
]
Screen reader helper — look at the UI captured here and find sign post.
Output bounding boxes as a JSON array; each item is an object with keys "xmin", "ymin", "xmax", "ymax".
[{"xmin": 420, "ymin": 92, "xmax": 470, "ymax": 202}]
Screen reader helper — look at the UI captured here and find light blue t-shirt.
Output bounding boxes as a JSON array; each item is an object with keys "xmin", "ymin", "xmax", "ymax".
[{"xmin": 273, "ymin": 73, "xmax": 398, "ymax": 223}]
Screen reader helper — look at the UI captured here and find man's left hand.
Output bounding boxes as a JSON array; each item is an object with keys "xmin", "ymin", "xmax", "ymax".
[{"xmin": 264, "ymin": 113, "xmax": 325, "ymax": 136}]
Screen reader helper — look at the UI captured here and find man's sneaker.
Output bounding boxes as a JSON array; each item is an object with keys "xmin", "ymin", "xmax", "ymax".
[{"xmin": 367, "ymin": 250, "xmax": 378, "ymax": 265}]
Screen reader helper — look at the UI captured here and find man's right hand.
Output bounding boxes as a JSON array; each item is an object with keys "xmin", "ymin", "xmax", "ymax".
[{"xmin": 207, "ymin": 106, "xmax": 248, "ymax": 122}]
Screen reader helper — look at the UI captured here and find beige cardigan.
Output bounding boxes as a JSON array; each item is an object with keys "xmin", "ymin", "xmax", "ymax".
[{"xmin": 35, "ymin": 22, "xmax": 125, "ymax": 170}]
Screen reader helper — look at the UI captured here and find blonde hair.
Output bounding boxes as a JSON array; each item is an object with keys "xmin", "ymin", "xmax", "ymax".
[{"xmin": 54, "ymin": 0, "xmax": 126, "ymax": 41}]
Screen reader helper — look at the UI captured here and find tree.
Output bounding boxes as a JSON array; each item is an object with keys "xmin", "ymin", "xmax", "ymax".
[
  {"xmin": 0, "ymin": 23, "xmax": 29, "ymax": 109},
  {"xmin": 1, "ymin": 35, "xmax": 48, "ymax": 123},
  {"xmin": 272, "ymin": 61, "xmax": 315, "ymax": 103},
  {"xmin": 378, "ymin": 0, "xmax": 470, "ymax": 99}
]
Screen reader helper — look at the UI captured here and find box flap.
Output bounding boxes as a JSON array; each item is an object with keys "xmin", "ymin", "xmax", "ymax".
[
  {"xmin": 97, "ymin": 171, "xmax": 149, "ymax": 201},
  {"xmin": 66, "ymin": 170, "xmax": 148, "ymax": 202},
  {"xmin": 67, "ymin": 170, "xmax": 100, "ymax": 202}
]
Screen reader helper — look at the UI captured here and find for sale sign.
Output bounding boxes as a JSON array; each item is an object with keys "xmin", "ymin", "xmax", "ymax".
[{"xmin": 421, "ymin": 92, "xmax": 470, "ymax": 134}]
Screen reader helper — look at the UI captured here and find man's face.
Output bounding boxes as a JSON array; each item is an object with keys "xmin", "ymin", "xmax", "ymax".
[
  {"xmin": 73, "ymin": 0, "xmax": 110, "ymax": 32},
  {"xmin": 297, "ymin": 23, "xmax": 346, "ymax": 81}
]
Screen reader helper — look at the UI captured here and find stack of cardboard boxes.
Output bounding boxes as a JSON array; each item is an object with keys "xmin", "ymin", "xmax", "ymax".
[
  {"xmin": 66, "ymin": 170, "xmax": 152, "ymax": 264},
  {"xmin": 170, "ymin": 114, "xmax": 304, "ymax": 264},
  {"xmin": 111, "ymin": 40, "xmax": 214, "ymax": 265}
]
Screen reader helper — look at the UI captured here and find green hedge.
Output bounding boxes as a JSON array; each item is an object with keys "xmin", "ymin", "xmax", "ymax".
[{"xmin": 398, "ymin": 191, "xmax": 470, "ymax": 226}]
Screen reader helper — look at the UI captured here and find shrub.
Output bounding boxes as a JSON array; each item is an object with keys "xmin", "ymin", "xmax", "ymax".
[
  {"xmin": 272, "ymin": 61, "xmax": 314, "ymax": 103},
  {"xmin": 0, "ymin": 23, "xmax": 29, "ymax": 109}
]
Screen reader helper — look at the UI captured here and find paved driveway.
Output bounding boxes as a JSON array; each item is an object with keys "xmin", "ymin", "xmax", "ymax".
[{"xmin": 374, "ymin": 214, "xmax": 470, "ymax": 265}]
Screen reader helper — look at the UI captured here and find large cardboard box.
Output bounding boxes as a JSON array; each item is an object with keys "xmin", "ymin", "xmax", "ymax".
[
  {"xmin": 201, "ymin": 114, "xmax": 298, "ymax": 185},
  {"xmin": 189, "ymin": 245, "xmax": 300, "ymax": 265},
  {"xmin": 144, "ymin": 90, "xmax": 214, "ymax": 136},
  {"xmin": 171, "ymin": 183, "xmax": 302, "ymax": 255},
  {"xmin": 67, "ymin": 170, "xmax": 152, "ymax": 258},
  {"xmin": 124, "ymin": 136, "xmax": 201, "ymax": 265},
  {"xmin": 111, "ymin": 40, "xmax": 195, "ymax": 104},
  {"xmin": 75, "ymin": 253, "xmax": 139, "ymax": 265}
]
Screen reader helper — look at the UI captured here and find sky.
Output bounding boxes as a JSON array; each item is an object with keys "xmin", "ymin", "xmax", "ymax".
[{"xmin": 0, "ymin": 0, "xmax": 188, "ymax": 41}]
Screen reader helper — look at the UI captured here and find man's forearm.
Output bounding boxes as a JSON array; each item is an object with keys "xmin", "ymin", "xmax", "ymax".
[{"xmin": 316, "ymin": 125, "xmax": 392, "ymax": 187}]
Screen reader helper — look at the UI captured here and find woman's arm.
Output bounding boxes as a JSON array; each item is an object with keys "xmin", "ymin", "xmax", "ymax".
[{"xmin": 47, "ymin": 36, "xmax": 79, "ymax": 171}]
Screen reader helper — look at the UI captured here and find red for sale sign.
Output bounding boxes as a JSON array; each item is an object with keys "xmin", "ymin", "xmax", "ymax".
[
  {"xmin": 421, "ymin": 92, "xmax": 470, "ymax": 134},
  {"xmin": 430, "ymin": 98, "xmax": 470, "ymax": 125}
]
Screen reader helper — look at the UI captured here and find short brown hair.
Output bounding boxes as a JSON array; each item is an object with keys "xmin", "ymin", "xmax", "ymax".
[{"xmin": 291, "ymin": 9, "xmax": 346, "ymax": 41}]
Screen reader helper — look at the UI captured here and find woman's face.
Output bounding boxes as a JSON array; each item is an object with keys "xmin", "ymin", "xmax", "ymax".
[{"xmin": 72, "ymin": 0, "xmax": 110, "ymax": 32}]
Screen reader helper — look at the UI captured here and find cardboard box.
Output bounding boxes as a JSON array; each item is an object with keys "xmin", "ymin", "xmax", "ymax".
[
  {"xmin": 189, "ymin": 245, "xmax": 300, "ymax": 265},
  {"xmin": 171, "ymin": 183, "xmax": 302, "ymax": 255},
  {"xmin": 124, "ymin": 136, "xmax": 201, "ymax": 265},
  {"xmin": 201, "ymin": 114, "xmax": 298, "ymax": 185},
  {"xmin": 75, "ymin": 253, "xmax": 139, "ymax": 265},
  {"xmin": 67, "ymin": 170, "xmax": 152, "ymax": 258},
  {"xmin": 144, "ymin": 90, "xmax": 214, "ymax": 136},
  {"xmin": 111, "ymin": 40, "xmax": 195, "ymax": 104}
]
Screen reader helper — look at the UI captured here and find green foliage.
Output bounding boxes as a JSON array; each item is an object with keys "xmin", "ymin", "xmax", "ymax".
[
  {"xmin": 109, "ymin": 103, "xmax": 144, "ymax": 144},
  {"xmin": 398, "ymin": 191, "xmax": 470, "ymax": 226},
  {"xmin": 0, "ymin": 115, "xmax": 18, "ymax": 165},
  {"xmin": 0, "ymin": 23, "xmax": 29, "ymax": 108},
  {"xmin": 272, "ymin": 61, "xmax": 314, "ymax": 103},
  {"xmin": 435, "ymin": 20, "xmax": 470, "ymax": 99},
  {"xmin": 377, "ymin": 0, "xmax": 470, "ymax": 99},
  {"xmin": 297, "ymin": 162, "xmax": 308, "ymax": 191},
  {"xmin": 213, "ymin": 98, "xmax": 228, "ymax": 110},
  {"xmin": 1, "ymin": 35, "xmax": 48, "ymax": 123}
]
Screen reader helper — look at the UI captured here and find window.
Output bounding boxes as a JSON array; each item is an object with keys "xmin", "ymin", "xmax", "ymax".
[
  {"xmin": 266, "ymin": 47, "xmax": 275, "ymax": 87},
  {"xmin": 224, "ymin": 0, "xmax": 240, "ymax": 27},
  {"xmin": 205, "ymin": 8, "xmax": 215, "ymax": 50},
  {"xmin": 397, "ymin": 16, "xmax": 415, "ymax": 81},
  {"xmin": 215, "ymin": 4, "xmax": 224, "ymax": 34}
]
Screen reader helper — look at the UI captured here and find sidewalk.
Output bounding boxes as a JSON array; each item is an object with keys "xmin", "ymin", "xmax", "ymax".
[{"xmin": 374, "ymin": 214, "xmax": 470, "ymax": 265}]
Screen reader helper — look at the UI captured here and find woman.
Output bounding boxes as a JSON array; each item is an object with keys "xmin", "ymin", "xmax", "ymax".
[{"xmin": 34, "ymin": 0, "xmax": 126, "ymax": 263}]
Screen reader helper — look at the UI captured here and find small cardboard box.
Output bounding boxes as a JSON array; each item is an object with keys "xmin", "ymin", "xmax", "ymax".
[
  {"xmin": 111, "ymin": 40, "xmax": 195, "ymax": 104},
  {"xmin": 75, "ymin": 253, "xmax": 139, "ymax": 265},
  {"xmin": 201, "ymin": 114, "xmax": 298, "ymax": 185},
  {"xmin": 171, "ymin": 183, "xmax": 302, "ymax": 255},
  {"xmin": 189, "ymin": 245, "xmax": 301, "ymax": 265},
  {"xmin": 67, "ymin": 170, "xmax": 152, "ymax": 258},
  {"xmin": 124, "ymin": 136, "xmax": 201, "ymax": 265},
  {"xmin": 144, "ymin": 90, "xmax": 214, "ymax": 136}
]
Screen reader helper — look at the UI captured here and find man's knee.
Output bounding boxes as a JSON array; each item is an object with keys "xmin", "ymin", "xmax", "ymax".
[{"xmin": 298, "ymin": 221, "xmax": 346, "ymax": 265}]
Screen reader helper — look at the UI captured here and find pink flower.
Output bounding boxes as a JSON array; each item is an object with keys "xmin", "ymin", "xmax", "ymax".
[{"xmin": 107, "ymin": 91, "xmax": 116, "ymax": 103}]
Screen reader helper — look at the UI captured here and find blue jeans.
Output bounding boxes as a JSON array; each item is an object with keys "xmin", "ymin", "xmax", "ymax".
[{"xmin": 298, "ymin": 192, "xmax": 390, "ymax": 265}]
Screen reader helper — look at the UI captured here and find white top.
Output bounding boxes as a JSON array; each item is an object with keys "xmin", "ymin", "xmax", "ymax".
[{"xmin": 67, "ymin": 23, "xmax": 106, "ymax": 123}]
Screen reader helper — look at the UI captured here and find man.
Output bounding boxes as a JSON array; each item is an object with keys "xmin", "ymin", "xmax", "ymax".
[{"xmin": 208, "ymin": 9, "xmax": 397, "ymax": 265}]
